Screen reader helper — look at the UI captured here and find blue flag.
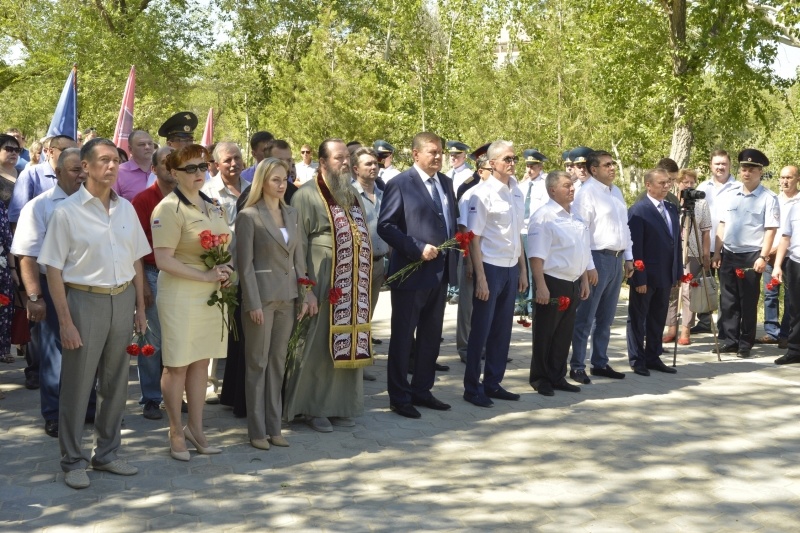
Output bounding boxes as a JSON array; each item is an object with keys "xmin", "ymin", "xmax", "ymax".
[{"xmin": 46, "ymin": 67, "xmax": 78, "ymax": 140}]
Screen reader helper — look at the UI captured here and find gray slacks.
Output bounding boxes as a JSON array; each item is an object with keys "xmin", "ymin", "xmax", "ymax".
[
  {"xmin": 59, "ymin": 285, "xmax": 135, "ymax": 472},
  {"xmin": 456, "ymin": 256, "xmax": 475, "ymax": 361},
  {"xmin": 243, "ymin": 300, "xmax": 295, "ymax": 439}
]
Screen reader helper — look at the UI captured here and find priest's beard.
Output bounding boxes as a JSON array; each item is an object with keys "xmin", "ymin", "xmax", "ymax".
[{"xmin": 326, "ymin": 168, "xmax": 357, "ymax": 208}]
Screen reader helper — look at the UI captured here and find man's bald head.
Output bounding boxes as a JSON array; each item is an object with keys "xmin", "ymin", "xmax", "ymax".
[
  {"xmin": 779, "ymin": 166, "xmax": 800, "ymax": 198},
  {"xmin": 781, "ymin": 166, "xmax": 799, "ymax": 179}
]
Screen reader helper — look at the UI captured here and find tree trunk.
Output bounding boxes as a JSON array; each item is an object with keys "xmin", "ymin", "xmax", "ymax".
[{"xmin": 669, "ymin": 98, "xmax": 693, "ymax": 168}]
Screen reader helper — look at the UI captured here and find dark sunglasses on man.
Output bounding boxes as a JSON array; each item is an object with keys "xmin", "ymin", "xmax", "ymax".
[{"xmin": 2, "ymin": 146, "xmax": 22, "ymax": 154}]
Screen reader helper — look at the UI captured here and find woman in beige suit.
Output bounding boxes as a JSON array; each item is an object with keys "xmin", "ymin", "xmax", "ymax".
[{"xmin": 236, "ymin": 158, "xmax": 314, "ymax": 449}]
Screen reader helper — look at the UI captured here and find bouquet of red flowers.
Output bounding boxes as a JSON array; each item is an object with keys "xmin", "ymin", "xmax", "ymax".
[
  {"xmin": 384, "ymin": 231, "xmax": 476, "ymax": 286},
  {"xmin": 126, "ymin": 330, "xmax": 156, "ymax": 357},
  {"xmin": 551, "ymin": 296, "xmax": 571, "ymax": 312},
  {"xmin": 200, "ymin": 230, "xmax": 239, "ymax": 341},
  {"xmin": 285, "ymin": 277, "xmax": 317, "ymax": 379}
]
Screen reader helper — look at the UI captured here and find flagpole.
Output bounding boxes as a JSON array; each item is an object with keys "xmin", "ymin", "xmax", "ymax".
[{"xmin": 73, "ymin": 63, "xmax": 78, "ymax": 132}]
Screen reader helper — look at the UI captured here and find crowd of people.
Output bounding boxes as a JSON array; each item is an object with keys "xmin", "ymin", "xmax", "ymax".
[{"xmin": 1, "ymin": 112, "xmax": 797, "ymax": 490}]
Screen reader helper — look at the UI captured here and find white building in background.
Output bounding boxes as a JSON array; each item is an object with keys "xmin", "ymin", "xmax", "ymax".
[{"xmin": 494, "ymin": 26, "xmax": 528, "ymax": 66}]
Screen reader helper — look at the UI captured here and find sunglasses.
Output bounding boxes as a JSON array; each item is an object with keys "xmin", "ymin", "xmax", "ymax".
[
  {"xmin": 300, "ymin": 150, "xmax": 311, "ymax": 154},
  {"xmin": 496, "ymin": 156, "xmax": 518, "ymax": 164},
  {"xmin": 478, "ymin": 167, "xmax": 492, "ymax": 172},
  {"xmin": 2, "ymin": 146, "xmax": 21, "ymax": 154},
  {"xmin": 175, "ymin": 163, "xmax": 209, "ymax": 174}
]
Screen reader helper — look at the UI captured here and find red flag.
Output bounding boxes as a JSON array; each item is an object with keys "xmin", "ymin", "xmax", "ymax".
[
  {"xmin": 112, "ymin": 66, "xmax": 136, "ymax": 155},
  {"xmin": 201, "ymin": 107, "xmax": 214, "ymax": 148}
]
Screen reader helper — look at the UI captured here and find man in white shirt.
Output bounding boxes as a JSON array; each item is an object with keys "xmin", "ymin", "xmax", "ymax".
[
  {"xmin": 759, "ymin": 165, "xmax": 800, "ymax": 348},
  {"xmin": 569, "ymin": 150, "xmax": 632, "ymax": 384},
  {"xmin": 446, "ymin": 141, "xmax": 473, "ymax": 193},
  {"xmin": 463, "ymin": 141, "xmax": 528, "ymax": 408},
  {"xmin": 295, "ymin": 143, "xmax": 318, "ymax": 184},
  {"xmin": 518, "ymin": 149, "xmax": 549, "ymax": 315},
  {"xmin": 38, "ymin": 138, "xmax": 150, "ymax": 489},
  {"xmin": 11, "ymin": 148, "xmax": 95, "ymax": 439},
  {"xmin": 201, "ymin": 141, "xmax": 248, "ymax": 405},
  {"xmin": 374, "ymin": 140, "xmax": 400, "ymax": 183},
  {"xmin": 693, "ymin": 149, "xmax": 737, "ymax": 334},
  {"xmin": 528, "ymin": 171, "xmax": 591, "ymax": 395}
]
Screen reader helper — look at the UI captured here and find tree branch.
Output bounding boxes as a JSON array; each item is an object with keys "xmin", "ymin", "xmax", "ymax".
[
  {"xmin": 94, "ymin": 0, "xmax": 116, "ymax": 32},
  {"xmin": 746, "ymin": 1, "xmax": 800, "ymax": 48}
]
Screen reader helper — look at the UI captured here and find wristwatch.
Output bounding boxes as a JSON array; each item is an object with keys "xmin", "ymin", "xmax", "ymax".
[
  {"xmin": 28, "ymin": 293, "xmax": 41, "ymax": 302},
  {"xmin": 760, "ymin": 256, "xmax": 769, "ymax": 262}
]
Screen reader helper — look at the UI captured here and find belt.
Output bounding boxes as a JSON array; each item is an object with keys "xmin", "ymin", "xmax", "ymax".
[
  {"xmin": 594, "ymin": 249, "xmax": 624, "ymax": 257},
  {"xmin": 373, "ymin": 254, "xmax": 387, "ymax": 263},
  {"xmin": 65, "ymin": 280, "xmax": 131, "ymax": 296}
]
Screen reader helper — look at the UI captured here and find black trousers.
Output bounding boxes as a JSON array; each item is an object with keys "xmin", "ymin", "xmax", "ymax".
[
  {"xmin": 785, "ymin": 259, "xmax": 800, "ymax": 355},
  {"xmin": 718, "ymin": 250, "xmax": 762, "ymax": 349},
  {"xmin": 530, "ymin": 275, "xmax": 580, "ymax": 386}
]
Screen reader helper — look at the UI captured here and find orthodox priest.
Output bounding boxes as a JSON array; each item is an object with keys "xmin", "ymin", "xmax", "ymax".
[{"xmin": 283, "ymin": 138, "xmax": 373, "ymax": 433}]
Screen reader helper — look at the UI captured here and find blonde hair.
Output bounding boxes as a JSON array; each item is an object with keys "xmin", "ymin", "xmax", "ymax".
[{"xmin": 244, "ymin": 157, "xmax": 290, "ymax": 209}]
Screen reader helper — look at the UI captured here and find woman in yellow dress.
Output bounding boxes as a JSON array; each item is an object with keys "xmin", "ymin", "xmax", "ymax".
[{"xmin": 152, "ymin": 144, "xmax": 233, "ymax": 460}]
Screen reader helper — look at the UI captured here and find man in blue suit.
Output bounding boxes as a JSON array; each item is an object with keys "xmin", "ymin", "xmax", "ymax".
[
  {"xmin": 627, "ymin": 168, "xmax": 682, "ymax": 375},
  {"xmin": 378, "ymin": 132, "xmax": 458, "ymax": 419}
]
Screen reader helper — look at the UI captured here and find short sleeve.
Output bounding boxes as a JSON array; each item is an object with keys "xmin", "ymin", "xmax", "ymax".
[
  {"xmin": 765, "ymin": 194, "xmax": 780, "ymax": 229},
  {"xmin": 10, "ymin": 200, "xmax": 46, "ymax": 257},
  {"xmin": 38, "ymin": 207, "xmax": 71, "ymax": 270},
  {"xmin": 151, "ymin": 197, "xmax": 183, "ymax": 250},
  {"xmin": 465, "ymin": 191, "xmax": 488, "ymax": 236},
  {"xmin": 527, "ymin": 213, "xmax": 552, "ymax": 260}
]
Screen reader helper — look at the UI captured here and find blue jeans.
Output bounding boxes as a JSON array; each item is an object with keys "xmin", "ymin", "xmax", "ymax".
[
  {"xmin": 464, "ymin": 263, "xmax": 518, "ymax": 397},
  {"xmin": 570, "ymin": 251, "xmax": 624, "ymax": 371},
  {"xmin": 763, "ymin": 262, "xmax": 791, "ymax": 340},
  {"xmin": 138, "ymin": 265, "xmax": 163, "ymax": 404}
]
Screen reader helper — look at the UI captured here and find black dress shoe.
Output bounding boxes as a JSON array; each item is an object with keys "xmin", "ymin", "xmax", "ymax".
[
  {"xmin": 714, "ymin": 343, "xmax": 739, "ymax": 354},
  {"xmin": 390, "ymin": 403, "xmax": 421, "ymax": 419},
  {"xmin": 463, "ymin": 392, "xmax": 494, "ymax": 407},
  {"xmin": 737, "ymin": 349, "xmax": 754, "ymax": 359},
  {"xmin": 435, "ymin": 363, "xmax": 449, "ymax": 372},
  {"xmin": 533, "ymin": 380, "xmax": 554, "ymax": 396},
  {"xmin": 775, "ymin": 353, "xmax": 800, "ymax": 365},
  {"xmin": 646, "ymin": 359, "xmax": 678, "ymax": 374},
  {"xmin": 569, "ymin": 369, "xmax": 591, "ymax": 384},
  {"xmin": 690, "ymin": 324, "xmax": 711, "ymax": 334},
  {"xmin": 371, "ymin": 338, "xmax": 383, "ymax": 345},
  {"xmin": 632, "ymin": 366, "xmax": 650, "ymax": 376},
  {"xmin": 485, "ymin": 386, "xmax": 520, "ymax": 401},
  {"xmin": 412, "ymin": 395, "xmax": 451, "ymax": 410},
  {"xmin": 552, "ymin": 379, "xmax": 581, "ymax": 392},
  {"xmin": 25, "ymin": 373, "xmax": 40, "ymax": 390},
  {"xmin": 44, "ymin": 419, "xmax": 58, "ymax": 438},
  {"xmin": 590, "ymin": 365, "xmax": 625, "ymax": 379}
]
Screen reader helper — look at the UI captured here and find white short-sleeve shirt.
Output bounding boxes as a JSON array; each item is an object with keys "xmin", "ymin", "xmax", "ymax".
[
  {"xmin": 466, "ymin": 175, "xmax": 524, "ymax": 267},
  {"xmin": 527, "ymin": 199, "xmax": 592, "ymax": 282}
]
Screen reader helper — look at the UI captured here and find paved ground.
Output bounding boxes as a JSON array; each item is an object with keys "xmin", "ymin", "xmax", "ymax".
[{"xmin": 2, "ymin": 290, "xmax": 800, "ymax": 532}]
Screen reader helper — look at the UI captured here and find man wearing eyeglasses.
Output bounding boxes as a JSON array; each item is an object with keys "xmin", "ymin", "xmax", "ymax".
[
  {"xmin": 462, "ymin": 141, "xmax": 527, "ymax": 408},
  {"xmin": 296, "ymin": 144, "xmax": 318, "ymax": 184},
  {"xmin": 569, "ymin": 150, "xmax": 632, "ymax": 384}
]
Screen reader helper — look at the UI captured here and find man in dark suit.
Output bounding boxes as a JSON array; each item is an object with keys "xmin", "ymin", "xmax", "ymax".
[
  {"xmin": 377, "ymin": 132, "xmax": 458, "ymax": 419},
  {"xmin": 626, "ymin": 168, "xmax": 682, "ymax": 376}
]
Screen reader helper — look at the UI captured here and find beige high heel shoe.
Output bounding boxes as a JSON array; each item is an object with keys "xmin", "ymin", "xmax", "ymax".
[
  {"xmin": 183, "ymin": 425, "xmax": 221, "ymax": 454},
  {"xmin": 169, "ymin": 431, "xmax": 190, "ymax": 461}
]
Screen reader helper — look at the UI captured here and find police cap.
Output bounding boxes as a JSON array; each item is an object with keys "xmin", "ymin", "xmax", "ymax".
[{"xmin": 158, "ymin": 112, "xmax": 198, "ymax": 139}]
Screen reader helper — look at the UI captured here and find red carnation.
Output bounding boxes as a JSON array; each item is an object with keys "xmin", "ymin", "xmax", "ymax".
[
  {"xmin": 681, "ymin": 273, "xmax": 694, "ymax": 283},
  {"xmin": 0, "ymin": 294, "xmax": 10, "ymax": 307},
  {"xmin": 454, "ymin": 230, "xmax": 476, "ymax": 257},
  {"xmin": 141, "ymin": 344, "xmax": 156, "ymax": 357},
  {"xmin": 298, "ymin": 277, "xmax": 316, "ymax": 287},
  {"xmin": 633, "ymin": 260, "xmax": 645, "ymax": 271},
  {"xmin": 690, "ymin": 281, "xmax": 699, "ymax": 287},
  {"xmin": 557, "ymin": 296, "xmax": 570, "ymax": 312},
  {"xmin": 329, "ymin": 287, "xmax": 343, "ymax": 305},
  {"xmin": 735, "ymin": 268, "xmax": 745, "ymax": 279},
  {"xmin": 126, "ymin": 343, "xmax": 140, "ymax": 356}
]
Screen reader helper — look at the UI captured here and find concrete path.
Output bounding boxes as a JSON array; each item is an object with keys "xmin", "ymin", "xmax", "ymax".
[{"xmin": 1, "ymin": 291, "xmax": 799, "ymax": 532}]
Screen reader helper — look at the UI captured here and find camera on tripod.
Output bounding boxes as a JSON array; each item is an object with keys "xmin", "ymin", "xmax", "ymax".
[{"xmin": 680, "ymin": 187, "xmax": 705, "ymax": 210}]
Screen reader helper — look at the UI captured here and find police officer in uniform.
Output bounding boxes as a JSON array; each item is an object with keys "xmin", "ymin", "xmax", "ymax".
[
  {"xmin": 563, "ymin": 150, "xmax": 574, "ymax": 179},
  {"xmin": 457, "ymin": 143, "xmax": 490, "ymax": 201},
  {"xmin": 570, "ymin": 146, "xmax": 593, "ymax": 192},
  {"xmin": 712, "ymin": 149, "xmax": 779, "ymax": 358},
  {"xmin": 157, "ymin": 112, "xmax": 198, "ymax": 150},
  {"xmin": 446, "ymin": 141, "xmax": 473, "ymax": 193},
  {"xmin": 374, "ymin": 140, "xmax": 400, "ymax": 183},
  {"xmin": 518, "ymin": 149, "xmax": 549, "ymax": 315}
]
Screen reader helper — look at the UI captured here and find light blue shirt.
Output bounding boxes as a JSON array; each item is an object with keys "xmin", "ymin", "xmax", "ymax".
[
  {"xmin": 719, "ymin": 183, "xmax": 780, "ymax": 253},
  {"xmin": 8, "ymin": 160, "xmax": 58, "ymax": 223},
  {"xmin": 352, "ymin": 180, "xmax": 390, "ymax": 257}
]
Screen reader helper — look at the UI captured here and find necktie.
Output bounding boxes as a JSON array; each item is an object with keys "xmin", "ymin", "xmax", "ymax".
[
  {"xmin": 659, "ymin": 202, "xmax": 672, "ymax": 236},
  {"xmin": 428, "ymin": 177, "xmax": 446, "ymax": 230},
  {"xmin": 524, "ymin": 181, "xmax": 533, "ymax": 220}
]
